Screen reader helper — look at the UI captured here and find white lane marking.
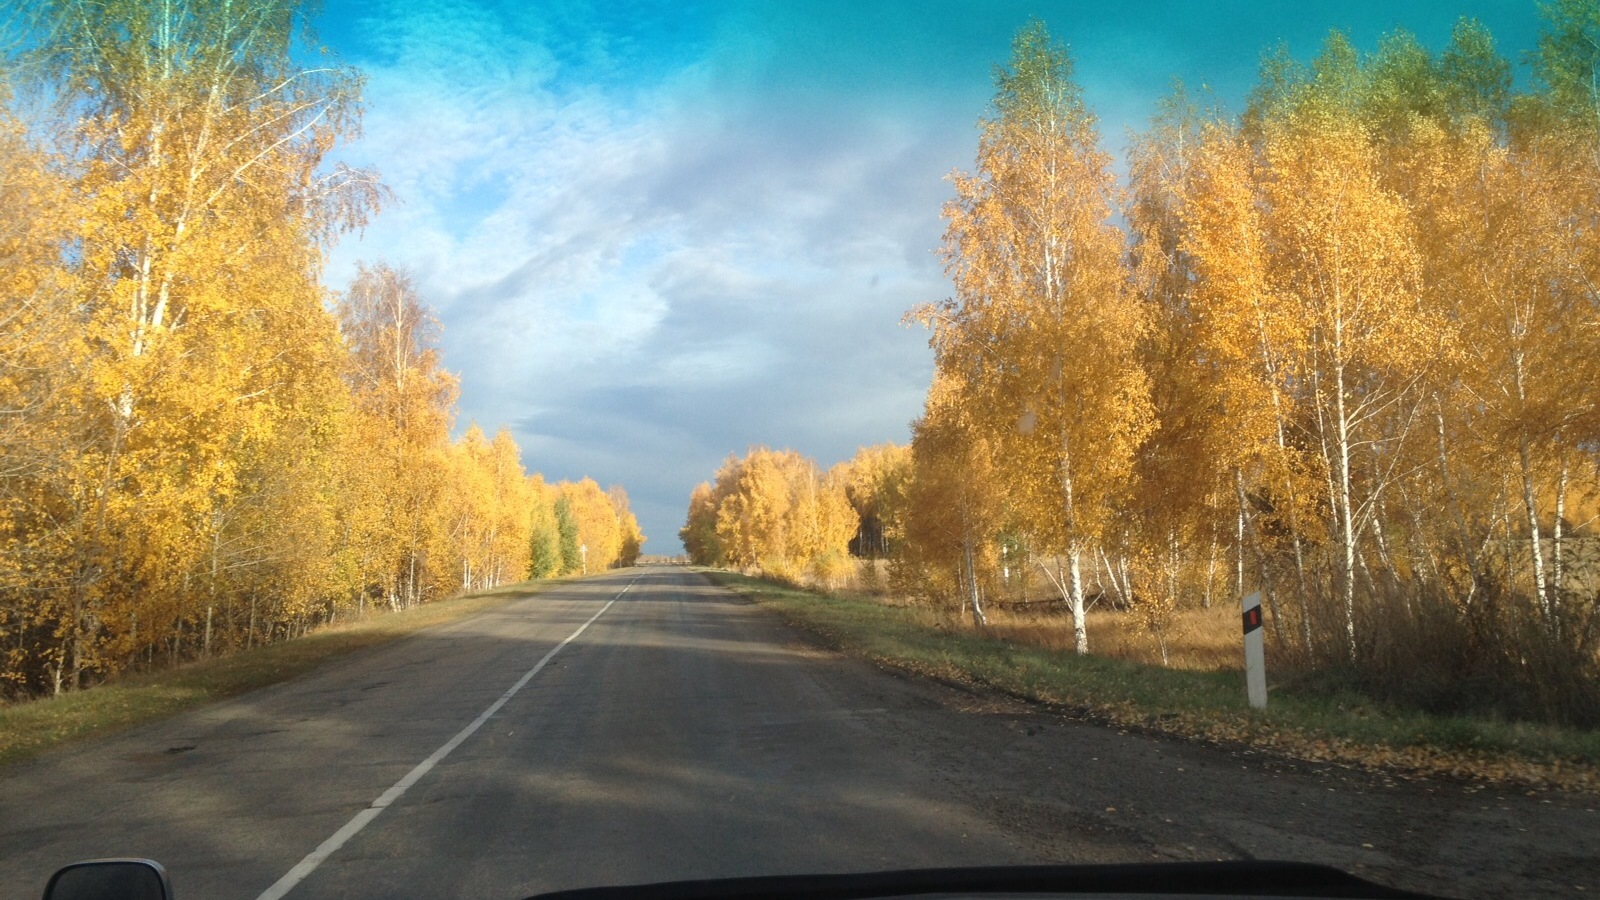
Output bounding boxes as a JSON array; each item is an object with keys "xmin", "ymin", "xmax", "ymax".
[{"xmin": 256, "ymin": 576, "xmax": 640, "ymax": 900}]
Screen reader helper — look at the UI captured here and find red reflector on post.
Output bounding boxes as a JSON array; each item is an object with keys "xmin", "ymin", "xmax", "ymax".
[{"xmin": 1242, "ymin": 606, "xmax": 1263, "ymax": 633}]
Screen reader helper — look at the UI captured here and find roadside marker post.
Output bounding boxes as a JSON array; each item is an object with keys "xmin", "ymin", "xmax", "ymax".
[{"xmin": 1242, "ymin": 591, "xmax": 1267, "ymax": 709}]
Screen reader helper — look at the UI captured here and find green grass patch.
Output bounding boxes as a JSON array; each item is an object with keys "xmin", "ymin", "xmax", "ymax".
[
  {"xmin": 705, "ymin": 569, "xmax": 1600, "ymax": 790},
  {"xmin": 0, "ymin": 578, "xmax": 568, "ymax": 769}
]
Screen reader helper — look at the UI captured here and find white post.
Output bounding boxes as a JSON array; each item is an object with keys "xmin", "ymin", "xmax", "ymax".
[
  {"xmin": 1242, "ymin": 591, "xmax": 1267, "ymax": 709},
  {"xmin": 580, "ymin": 544, "xmax": 588, "ymax": 575}
]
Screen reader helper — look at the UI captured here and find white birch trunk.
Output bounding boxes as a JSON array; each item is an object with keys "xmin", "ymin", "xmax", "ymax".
[
  {"xmin": 1517, "ymin": 435, "xmax": 1550, "ymax": 623},
  {"xmin": 1236, "ymin": 502, "xmax": 1245, "ymax": 602},
  {"xmin": 963, "ymin": 533, "xmax": 986, "ymax": 627},
  {"xmin": 1435, "ymin": 400, "xmax": 1481, "ymax": 605},
  {"xmin": 1068, "ymin": 546, "xmax": 1087, "ymax": 655},
  {"xmin": 1334, "ymin": 359, "xmax": 1358, "ymax": 664},
  {"xmin": 1553, "ymin": 455, "xmax": 1567, "ymax": 634}
]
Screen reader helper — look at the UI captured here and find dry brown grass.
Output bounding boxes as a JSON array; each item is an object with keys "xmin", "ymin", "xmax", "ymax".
[
  {"xmin": 981, "ymin": 605, "xmax": 1242, "ymax": 671},
  {"xmin": 825, "ymin": 558, "xmax": 1243, "ymax": 670}
]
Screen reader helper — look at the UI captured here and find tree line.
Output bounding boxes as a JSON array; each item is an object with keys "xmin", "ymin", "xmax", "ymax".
[
  {"xmin": 689, "ymin": 5, "xmax": 1600, "ymax": 726},
  {"xmin": 0, "ymin": 0, "xmax": 641, "ymax": 699},
  {"xmin": 680, "ymin": 447, "xmax": 860, "ymax": 584}
]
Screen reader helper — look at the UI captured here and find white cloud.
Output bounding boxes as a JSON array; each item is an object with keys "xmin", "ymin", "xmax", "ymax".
[{"xmin": 322, "ymin": 1, "xmax": 972, "ymax": 551}]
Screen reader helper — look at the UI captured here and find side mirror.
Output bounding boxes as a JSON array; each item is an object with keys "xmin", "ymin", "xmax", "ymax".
[{"xmin": 43, "ymin": 859, "xmax": 172, "ymax": 900}]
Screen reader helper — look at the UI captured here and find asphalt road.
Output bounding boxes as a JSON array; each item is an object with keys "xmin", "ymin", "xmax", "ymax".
[{"xmin": 0, "ymin": 566, "xmax": 1596, "ymax": 900}]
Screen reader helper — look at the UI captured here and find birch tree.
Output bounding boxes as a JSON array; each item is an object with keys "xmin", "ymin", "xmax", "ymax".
[
  {"xmin": 836, "ymin": 444, "xmax": 911, "ymax": 559},
  {"xmin": 919, "ymin": 21, "xmax": 1151, "ymax": 653},
  {"xmin": 680, "ymin": 482, "xmax": 723, "ymax": 566},
  {"xmin": 1125, "ymin": 87, "xmax": 1244, "ymax": 656},
  {"xmin": 527, "ymin": 475, "xmax": 562, "ymax": 577},
  {"xmin": 1261, "ymin": 83, "xmax": 1433, "ymax": 663},
  {"xmin": 338, "ymin": 263, "xmax": 458, "ymax": 606},
  {"xmin": 11, "ymin": 0, "xmax": 380, "ymax": 689},
  {"xmin": 895, "ymin": 372, "xmax": 1007, "ymax": 626},
  {"xmin": 608, "ymin": 485, "xmax": 645, "ymax": 567}
]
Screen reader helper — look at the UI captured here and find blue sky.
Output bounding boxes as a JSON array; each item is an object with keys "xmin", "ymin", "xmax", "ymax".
[{"xmin": 315, "ymin": 0, "xmax": 1542, "ymax": 554}]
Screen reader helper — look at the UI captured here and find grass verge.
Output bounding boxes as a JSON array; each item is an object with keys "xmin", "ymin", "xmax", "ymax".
[
  {"xmin": 0, "ymin": 578, "xmax": 566, "ymax": 769},
  {"xmin": 705, "ymin": 569, "xmax": 1600, "ymax": 793}
]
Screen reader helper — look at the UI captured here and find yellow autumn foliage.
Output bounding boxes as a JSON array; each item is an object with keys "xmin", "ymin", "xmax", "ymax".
[
  {"xmin": 0, "ymin": 1, "xmax": 643, "ymax": 698},
  {"xmin": 891, "ymin": 14, "xmax": 1600, "ymax": 724},
  {"xmin": 681, "ymin": 447, "xmax": 855, "ymax": 585}
]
